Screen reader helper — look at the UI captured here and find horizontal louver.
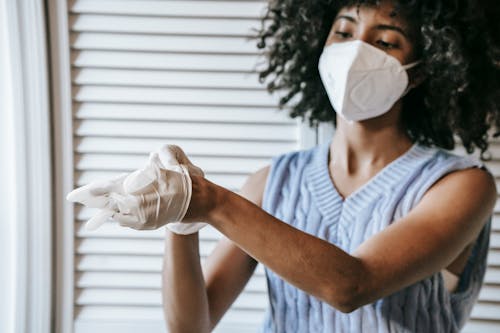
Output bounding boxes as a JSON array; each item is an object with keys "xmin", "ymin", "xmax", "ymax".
[{"xmin": 68, "ymin": 1, "xmax": 301, "ymax": 332}]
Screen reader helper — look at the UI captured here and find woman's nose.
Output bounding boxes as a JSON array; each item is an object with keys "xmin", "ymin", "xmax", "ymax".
[{"xmin": 356, "ymin": 30, "xmax": 372, "ymax": 45}]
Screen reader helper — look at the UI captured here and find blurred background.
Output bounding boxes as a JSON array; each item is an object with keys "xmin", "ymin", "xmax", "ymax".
[{"xmin": 0, "ymin": 1, "xmax": 499, "ymax": 332}]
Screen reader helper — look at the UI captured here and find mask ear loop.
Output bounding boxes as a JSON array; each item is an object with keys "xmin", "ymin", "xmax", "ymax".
[{"xmin": 401, "ymin": 60, "xmax": 422, "ymax": 97}]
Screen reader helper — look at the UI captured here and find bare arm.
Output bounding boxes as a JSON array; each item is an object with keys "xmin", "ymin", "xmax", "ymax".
[
  {"xmin": 200, "ymin": 167, "xmax": 496, "ymax": 313},
  {"xmin": 162, "ymin": 232, "xmax": 210, "ymax": 333},
  {"xmin": 162, "ymin": 165, "xmax": 270, "ymax": 332}
]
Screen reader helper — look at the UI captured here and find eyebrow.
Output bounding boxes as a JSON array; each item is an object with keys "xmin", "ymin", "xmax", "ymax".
[
  {"xmin": 334, "ymin": 15, "xmax": 408, "ymax": 38},
  {"xmin": 376, "ymin": 24, "xmax": 408, "ymax": 38}
]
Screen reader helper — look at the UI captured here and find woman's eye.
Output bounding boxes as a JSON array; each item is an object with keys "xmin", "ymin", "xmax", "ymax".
[
  {"xmin": 377, "ymin": 40, "xmax": 399, "ymax": 49},
  {"xmin": 334, "ymin": 31, "xmax": 352, "ymax": 39}
]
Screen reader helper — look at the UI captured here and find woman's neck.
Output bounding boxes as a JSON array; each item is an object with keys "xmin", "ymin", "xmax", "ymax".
[{"xmin": 330, "ymin": 110, "xmax": 413, "ymax": 175}]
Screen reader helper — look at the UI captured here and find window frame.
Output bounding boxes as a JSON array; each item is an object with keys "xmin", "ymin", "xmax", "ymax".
[{"xmin": 1, "ymin": 0, "xmax": 53, "ymax": 332}]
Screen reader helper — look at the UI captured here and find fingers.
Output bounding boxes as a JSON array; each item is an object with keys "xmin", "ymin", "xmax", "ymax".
[
  {"xmin": 84, "ymin": 209, "xmax": 142, "ymax": 231},
  {"xmin": 105, "ymin": 173, "xmax": 129, "ymax": 193},
  {"xmin": 89, "ymin": 173, "xmax": 128, "ymax": 195},
  {"xmin": 112, "ymin": 212, "xmax": 140, "ymax": 228},
  {"xmin": 66, "ymin": 173, "xmax": 129, "ymax": 207},
  {"xmin": 66, "ymin": 183, "xmax": 93, "ymax": 202},
  {"xmin": 69, "ymin": 145, "xmax": 200, "ymax": 232},
  {"xmin": 184, "ymin": 163, "xmax": 205, "ymax": 178},
  {"xmin": 83, "ymin": 193, "xmax": 142, "ymax": 230},
  {"xmin": 85, "ymin": 209, "xmax": 115, "ymax": 231},
  {"xmin": 158, "ymin": 144, "xmax": 181, "ymax": 168},
  {"xmin": 108, "ymin": 192, "xmax": 139, "ymax": 214},
  {"xmin": 66, "ymin": 184, "xmax": 111, "ymax": 208},
  {"xmin": 108, "ymin": 192, "xmax": 158, "ymax": 229},
  {"xmin": 159, "ymin": 144, "xmax": 205, "ymax": 178},
  {"xmin": 171, "ymin": 146, "xmax": 194, "ymax": 167},
  {"xmin": 81, "ymin": 190, "xmax": 132, "ymax": 231},
  {"xmin": 159, "ymin": 144, "xmax": 195, "ymax": 168},
  {"xmin": 123, "ymin": 168, "xmax": 157, "ymax": 195}
]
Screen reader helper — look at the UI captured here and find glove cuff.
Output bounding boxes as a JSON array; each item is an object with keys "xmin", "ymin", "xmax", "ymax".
[
  {"xmin": 166, "ymin": 164, "xmax": 208, "ymax": 234},
  {"xmin": 166, "ymin": 222, "xmax": 207, "ymax": 235},
  {"xmin": 175, "ymin": 164, "xmax": 193, "ymax": 222}
]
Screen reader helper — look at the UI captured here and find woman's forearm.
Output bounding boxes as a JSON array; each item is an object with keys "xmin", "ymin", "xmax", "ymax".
[
  {"xmin": 206, "ymin": 182, "xmax": 364, "ymax": 313},
  {"xmin": 162, "ymin": 231, "xmax": 210, "ymax": 332}
]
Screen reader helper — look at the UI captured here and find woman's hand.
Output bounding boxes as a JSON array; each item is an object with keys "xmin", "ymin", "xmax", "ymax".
[{"xmin": 67, "ymin": 144, "xmax": 211, "ymax": 232}]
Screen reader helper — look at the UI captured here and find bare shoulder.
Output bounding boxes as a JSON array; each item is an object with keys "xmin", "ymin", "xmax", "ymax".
[
  {"xmin": 427, "ymin": 165, "xmax": 497, "ymax": 206},
  {"xmin": 418, "ymin": 165, "xmax": 497, "ymax": 237},
  {"xmin": 238, "ymin": 164, "xmax": 271, "ymax": 207}
]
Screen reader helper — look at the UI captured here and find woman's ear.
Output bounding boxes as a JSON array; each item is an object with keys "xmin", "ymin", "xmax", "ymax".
[{"xmin": 408, "ymin": 64, "xmax": 427, "ymax": 89}]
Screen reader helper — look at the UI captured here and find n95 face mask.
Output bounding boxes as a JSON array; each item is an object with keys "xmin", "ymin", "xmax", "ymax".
[{"xmin": 318, "ymin": 39, "xmax": 420, "ymax": 122}]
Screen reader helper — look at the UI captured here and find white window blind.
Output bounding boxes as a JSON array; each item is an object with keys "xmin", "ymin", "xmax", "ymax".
[
  {"xmin": 52, "ymin": 1, "xmax": 314, "ymax": 332},
  {"xmin": 49, "ymin": 1, "xmax": 500, "ymax": 332}
]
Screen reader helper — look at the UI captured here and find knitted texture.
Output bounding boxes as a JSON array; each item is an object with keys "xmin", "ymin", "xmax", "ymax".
[{"xmin": 260, "ymin": 138, "xmax": 492, "ymax": 333}]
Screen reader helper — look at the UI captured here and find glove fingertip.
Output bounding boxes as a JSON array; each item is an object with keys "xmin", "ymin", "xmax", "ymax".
[
  {"xmin": 66, "ymin": 186, "xmax": 92, "ymax": 203},
  {"xmin": 66, "ymin": 190, "xmax": 78, "ymax": 202},
  {"xmin": 85, "ymin": 209, "xmax": 115, "ymax": 231},
  {"xmin": 85, "ymin": 219, "xmax": 105, "ymax": 231}
]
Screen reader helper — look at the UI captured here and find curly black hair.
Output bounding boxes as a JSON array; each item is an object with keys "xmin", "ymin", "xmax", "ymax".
[{"xmin": 255, "ymin": 0, "xmax": 499, "ymax": 159}]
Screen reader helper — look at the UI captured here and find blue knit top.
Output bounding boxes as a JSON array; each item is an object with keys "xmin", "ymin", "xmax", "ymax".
[{"xmin": 259, "ymin": 138, "xmax": 492, "ymax": 333}]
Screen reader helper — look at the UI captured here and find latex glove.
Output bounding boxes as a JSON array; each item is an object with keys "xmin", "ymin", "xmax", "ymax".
[
  {"xmin": 66, "ymin": 173, "xmax": 129, "ymax": 231},
  {"xmin": 66, "ymin": 144, "xmax": 208, "ymax": 233},
  {"xmin": 114, "ymin": 145, "xmax": 209, "ymax": 231},
  {"xmin": 98, "ymin": 151, "xmax": 191, "ymax": 230},
  {"xmin": 157, "ymin": 145, "xmax": 208, "ymax": 235}
]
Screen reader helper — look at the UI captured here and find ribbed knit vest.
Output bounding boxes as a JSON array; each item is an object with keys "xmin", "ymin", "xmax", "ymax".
[{"xmin": 259, "ymin": 138, "xmax": 492, "ymax": 333}]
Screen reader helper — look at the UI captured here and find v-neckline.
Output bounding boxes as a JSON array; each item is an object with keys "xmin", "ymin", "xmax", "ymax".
[
  {"xmin": 306, "ymin": 137, "xmax": 435, "ymax": 222},
  {"xmin": 325, "ymin": 139, "xmax": 419, "ymax": 204}
]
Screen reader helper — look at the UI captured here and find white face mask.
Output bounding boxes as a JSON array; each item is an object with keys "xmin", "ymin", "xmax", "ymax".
[{"xmin": 318, "ymin": 39, "xmax": 420, "ymax": 122}]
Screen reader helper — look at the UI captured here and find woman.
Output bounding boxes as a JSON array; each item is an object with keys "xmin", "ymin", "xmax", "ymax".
[
  {"xmin": 162, "ymin": 0, "xmax": 499, "ymax": 332},
  {"xmin": 66, "ymin": 0, "xmax": 499, "ymax": 332}
]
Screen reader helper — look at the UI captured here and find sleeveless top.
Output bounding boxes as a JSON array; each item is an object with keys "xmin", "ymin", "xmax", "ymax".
[{"xmin": 259, "ymin": 138, "xmax": 493, "ymax": 333}]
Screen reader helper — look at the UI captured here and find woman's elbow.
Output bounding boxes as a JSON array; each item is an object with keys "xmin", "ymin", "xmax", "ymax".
[
  {"xmin": 322, "ymin": 264, "xmax": 367, "ymax": 313},
  {"xmin": 324, "ymin": 283, "xmax": 364, "ymax": 314},
  {"xmin": 336, "ymin": 298, "xmax": 362, "ymax": 314}
]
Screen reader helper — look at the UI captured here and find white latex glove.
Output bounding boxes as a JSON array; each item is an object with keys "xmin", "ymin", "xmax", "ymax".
[
  {"xmin": 109, "ymin": 151, "xmax": 192, "ymax": 229},
  {"xmin": 66, "ymin": 144, "xmax": 208, "ymax": 233}
]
